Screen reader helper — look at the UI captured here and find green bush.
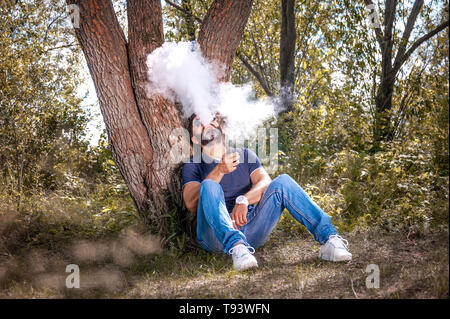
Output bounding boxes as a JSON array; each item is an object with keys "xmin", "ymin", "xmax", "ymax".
[{"xmin": 275, "ymin": 94, "xmax": 449, "ymax": 235}]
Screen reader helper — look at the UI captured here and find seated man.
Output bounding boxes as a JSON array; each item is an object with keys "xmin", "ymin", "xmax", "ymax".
[{"xmin": 182, "ymin": 114, "xmax": 352, "ymax": 271}]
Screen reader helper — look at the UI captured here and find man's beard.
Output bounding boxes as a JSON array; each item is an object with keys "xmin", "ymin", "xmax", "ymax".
[{"xmin": 201, "ymin": 125, "xmax": 224, "ymax": 146}]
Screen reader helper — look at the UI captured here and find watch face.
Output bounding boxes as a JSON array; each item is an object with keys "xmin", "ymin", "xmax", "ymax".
[{"xmin": 236, "ymin": 196, "xmax": 247, "ymax": 204}]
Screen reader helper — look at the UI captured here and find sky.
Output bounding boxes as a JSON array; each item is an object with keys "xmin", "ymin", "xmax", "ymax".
[{"xmin": 79, "ymin": 59, "xmax": 104, "ymax": 146}]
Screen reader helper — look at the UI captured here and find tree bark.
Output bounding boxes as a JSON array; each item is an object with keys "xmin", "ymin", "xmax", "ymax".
[
  {"xmin": 198, "ymin": 0, "xmax": 254, "ymax": 82},
  {"xmin": 66, "ymin": 0, "xmax": 156, "ymax": 222},
  {"xmin": 392, "ymin": 0, "xmax": 424, "ymax": 75},
  {"xmin": 375, "ymin": 0, "xmax": 397, "ymax": 142},
  {"xmin": 127, "ymin": 0, "xmax": 186, "ymax": 227},
  {"xmin": 165, "ymin": 0, "xmax": 275, "ymax": 96}
]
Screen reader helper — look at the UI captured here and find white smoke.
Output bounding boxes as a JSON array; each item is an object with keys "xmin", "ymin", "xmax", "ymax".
[{"xmin": 146, "ymin": 41, "xmax": 279, "ymax": 142}]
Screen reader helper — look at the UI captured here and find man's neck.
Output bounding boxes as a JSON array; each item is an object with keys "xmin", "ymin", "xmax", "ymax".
[{"xmin": 202, "ymin": 143, "xmax": 226, "ymax": 161}]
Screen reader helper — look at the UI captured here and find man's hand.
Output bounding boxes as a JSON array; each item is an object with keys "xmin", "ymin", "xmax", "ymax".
[
  {"xmin": 231, "ymin": 203, "xmax": 248, "ymax": 229},
  {"xmin": 217, "ymin": 152, "xmax": 240, "ymax": 174},
  {"xmin": 203, "ymin": 152, "xmax": 239, "ymax": 185}
]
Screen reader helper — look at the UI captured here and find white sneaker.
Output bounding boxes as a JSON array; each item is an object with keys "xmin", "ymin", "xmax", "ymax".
[
  {"xmin": 319, "ymin": 234, "xmax": 352, "ymax": 262},
  {"xmin": 229, "ymin": 244, "xmax": 258, "ymax": 271}
]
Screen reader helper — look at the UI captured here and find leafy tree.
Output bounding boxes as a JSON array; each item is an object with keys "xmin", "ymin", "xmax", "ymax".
[
  {"xmin": 0, "ymin": 0, "xmax": 89, "ymax": 208},
  {"xmin": 363, "ymin": 0, "xmax": 449, "ymax": 149}
]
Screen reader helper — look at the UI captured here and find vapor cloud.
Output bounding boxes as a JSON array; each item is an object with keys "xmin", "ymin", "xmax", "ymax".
[{"xmin": 146, "ymin": 41, "xmax": 281, "ymax": 142}]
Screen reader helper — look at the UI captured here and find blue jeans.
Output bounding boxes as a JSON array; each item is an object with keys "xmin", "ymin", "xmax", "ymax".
[{"xmin": 196, "ymin": 174, "xmax": 338, "ymax": 254}]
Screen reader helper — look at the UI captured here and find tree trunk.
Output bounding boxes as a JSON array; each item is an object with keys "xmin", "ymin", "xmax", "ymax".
[
  {"xmin": 373, "ymin": 77, "xmax": 395, "ymax": 146},
  {"xmin": 68, "ymin": 0, "xmax": 254, "ymax": 237},
  {"xmin": 127, "ymin": 0, "xmax": 186, "ymax": 229},
  {"xmin": 277, "ymin": 0, "xmax": 297, "ymax": 153},
  {"xmin": 372, "ymin": 0, "xmax": 396, "ymax": 147},
  {"xmin": 67, "ymin": 0, "xmax": 157, "ymax": 223},
  {"xmin": 280, "ymin": 0, "xmax": 296, "ymax": 112},
  {"xmin": 198, "ymin": 0, "xmax": 254, "ymax": 82}
]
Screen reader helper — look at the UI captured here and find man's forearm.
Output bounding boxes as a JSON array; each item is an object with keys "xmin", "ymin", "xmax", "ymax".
[{"xmin": 244, "ymin": 178, "xmax": 271, "ymax": 205}]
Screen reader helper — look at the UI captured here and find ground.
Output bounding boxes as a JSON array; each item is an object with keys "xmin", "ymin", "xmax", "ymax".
[{"xmin": 0, "ymin": 220, "xmax": 448, "ymax": 299}]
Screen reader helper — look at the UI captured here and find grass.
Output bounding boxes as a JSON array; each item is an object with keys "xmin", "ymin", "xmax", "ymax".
[
  {"xmin": 124, "ymin": 229, "xmax": 448, "ymax": 299},
  {"xmin": 0, "ymin": 209, "xmax": 448, "ymax": 299}
]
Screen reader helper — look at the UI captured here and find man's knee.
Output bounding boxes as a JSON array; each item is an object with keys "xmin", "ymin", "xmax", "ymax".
[
  {"xmin": 270, "ymin": 174, "xmax": 296, "ymax": 189},
  {"xmin": 200, "ymin": 179, "xmax": 223, "ymax": 197}
]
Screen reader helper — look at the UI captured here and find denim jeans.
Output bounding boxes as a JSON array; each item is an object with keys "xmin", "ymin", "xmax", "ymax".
[{"xmin": 196, "ymin": 174, "xmax": 338, "ymax": 254}]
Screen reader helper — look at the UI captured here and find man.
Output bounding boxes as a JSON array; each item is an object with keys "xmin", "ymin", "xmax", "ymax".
[{"xmin": 182, "ymin": 114, "xmax": 352, "ymax": 271}]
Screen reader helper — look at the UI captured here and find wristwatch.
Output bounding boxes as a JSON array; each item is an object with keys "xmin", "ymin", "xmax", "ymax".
[{"xmin": 235, "ymin": 195, "xmax": 249, "ymax": 206}]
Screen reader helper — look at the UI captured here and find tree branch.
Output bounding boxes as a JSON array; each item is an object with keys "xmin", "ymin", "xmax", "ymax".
[
  {"xmin": 236, "ymin": 51, "xmax": 274, "ymax": 96},
  {"xmin": 392, "ymin": 0, "xmax": 424, "ymax": 74},
  {"xmin": 165, "ymin": 0, "xmax": 202, "ymax": 23},
  {"xmin": 280, "ymin": 0, "xmax": 296, "ymax": 87},
  {"xmin": 182, "ymin": 0, "xmax": 196, "ymax": 41},
  {"xmin": 384, "ymin": 0, "xmax": 397, "ymax": 36},
  {"xmin": 249, "ymin": 28, "xmax": 269, "ymax": 90},
  {"xmin": 382, "ymin": 0, "xmax": 397, "ymax": 75},
  {"xmin": 45, "ymin": 42, "xmax": 78, "ymax": 52},
  {"xmin": 44, "ymin": 12, "xmax": 65, "ymax": 40},
  {"xmin": 394, "ymin": 19, "xmax": 449, "ymax": 74}
]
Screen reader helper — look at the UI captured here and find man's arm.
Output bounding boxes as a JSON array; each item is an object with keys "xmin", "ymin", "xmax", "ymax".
[
  {"xmin": 231, "ymin": 167, "xmax": 272, "ymax": 227},
  {"xmin": 183, "ymin": 182, "xmax": 201, "ymax": 214},
  {"xmin": 183, "ymin": 152, "xmax": 240, "ymax": 213},
  {"xmin": 244, "ymin": 167, "xmax": 272, "ymax": 204}
]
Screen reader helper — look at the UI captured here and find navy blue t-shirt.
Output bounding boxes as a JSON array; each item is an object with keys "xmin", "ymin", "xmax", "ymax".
[{"xmin": 182, "ymin": 148, "xmax": 262, "ymax": 214}]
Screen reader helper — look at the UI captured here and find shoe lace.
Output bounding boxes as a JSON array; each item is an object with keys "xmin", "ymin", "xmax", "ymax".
[
  {"xmin": 228, "ymin": 244, "xmax": 255, "ymax": 256},
  {"xmin": 328, "ymin": 234, "xmax": 349, "ymax": 249}
]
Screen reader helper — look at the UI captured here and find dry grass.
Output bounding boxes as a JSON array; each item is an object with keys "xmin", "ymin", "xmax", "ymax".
[
  {"xmin": 124, "ymin": 229, "xmax": 449, "ymax": 299},
  {"xmin": 0, "ymin": 213, "xmax": 448, "ymax": 299}
]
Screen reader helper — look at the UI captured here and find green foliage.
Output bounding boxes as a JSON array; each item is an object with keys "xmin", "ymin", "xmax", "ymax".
[
  {"xmin": 1, "ymin": 0, "xmax": 87, "ymax": 197},
  {"xmin": 163, "ymin": 0, "xmax": 212, "ymax": 42},
  {"xmin": 0, "ymin": 133, "xmax": 140, "ymax": 248},
  {"xmin": 263, "ymin": 0, "xmax": 450, "ymax": 234},
  {"xmin": 277, "ymin": 110, "xmax": 449, "ymax": 234}
]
